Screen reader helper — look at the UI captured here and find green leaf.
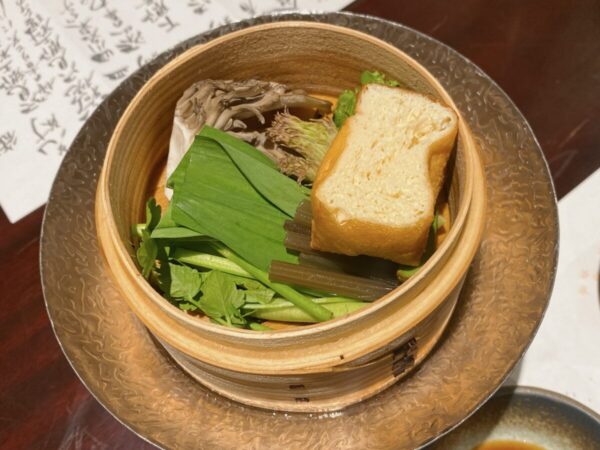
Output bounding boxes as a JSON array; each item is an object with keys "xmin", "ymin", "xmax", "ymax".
[
  {"xmin": 396, "ymin": 265, "xmax": 419, "ymax": 282},
  {"xmin": 244, "ymin": 297, "xmax": 367, "ymax": 323},
  {"xmin": 153, "ymin": 203, "xmax": 205, "ymax": 241},
  {"xmin": 169, "ymin": 263, "xmax": 203, "ymax": 299},
  {"xmin": 135, "ymin": 198, "xmax": 163, "ymax": 279},
  {"xmin": 156, "ymin": 258, "xmax": 171, "ymax": 294},
  {"xmin": 396, "ymin": 212, "xmax": 442, "ymax": 281},
  {"xmin": 423, "ymin": 211, "xmax": 441, "ymax": 261},
  {"xmin": 167, "ymin": 150, "xmax": 192, "ymax": 189},
  {"xmin": 243, "ymin": 289, "xmax": 275, "ymax": 304},
  {"xmin": 333, "ymin": 88, "xmax": 357, "ymax": 128},
  {"xmin": 171, "ymin": 135, "xmax": 298, "ymax": 271},
  {"xmin": 199, "ymin": 126, "xmax": 275, "ymax": 168},
  {"xmin": 249, "ymin": 322, "xmax": 272, "ymax": 331},
  {"xmin": 151, "ymin": 226, "xmax": 206, "ymax": 240},
  {"xmin": 226, "ymin": 275, "xmax": 266, "ymax": 291},
  {"xmin": 360, "ymin": 70, "xmax": 400, "ymax": 87},
  {"xmin": 131, "ymin": 223, "xmax": 145, "ymax": 239},
  {"xmin": 137, "ymin": 229, "xmax": 157, "ymax": 279},
  {"xmin": 199, "ymin": 127, "xmax": 307, "ymax": 217},
  {"xmin": 154, "ymin": 202, "xmax": 177, "ymax": 229},
  {"xmin": 212, "ymin": 243, "xmax": 332, "ymax": 322},
  {"xmin": 145, "ymin": 198, "xmax": 161, "ymax": 232},
  {"xmin": 178, "ymin": 302, "xmax": 199, "ymax": 312},
  {"xmin": 198, "ymin": 271, "xmax": 246, "ymax": 327},
  {"xmin": 172, "ymin": 249, "xmax": 254, "ymax": 278},
  {"xmin": 332, "ymin": 71, "xmax": 401, "ymax": 129}
]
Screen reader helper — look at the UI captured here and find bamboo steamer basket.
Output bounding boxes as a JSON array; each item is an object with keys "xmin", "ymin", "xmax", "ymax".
[{"xmin": 95, "ymin": 22, "xmax": 486, "ymax": 412}]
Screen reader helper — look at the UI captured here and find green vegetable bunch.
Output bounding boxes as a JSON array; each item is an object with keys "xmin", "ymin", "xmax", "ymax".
[{"xmin": 134, "ymin": 127, "xmax": 367, "ymax": 330}]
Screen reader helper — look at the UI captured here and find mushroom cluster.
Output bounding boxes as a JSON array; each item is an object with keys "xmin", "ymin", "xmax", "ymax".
[{"xmin": 167, "ymin": 79, "xmax": 334, "ymax": 189}]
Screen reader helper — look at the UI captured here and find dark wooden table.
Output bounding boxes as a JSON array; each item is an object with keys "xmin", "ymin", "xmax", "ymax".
[{"xmin": 1, "ymin": 1, "xmax": 598, "ymax": 448}]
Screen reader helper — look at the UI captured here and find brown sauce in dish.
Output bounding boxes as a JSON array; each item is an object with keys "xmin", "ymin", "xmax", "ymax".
[{"xmin": 472, "ymin": 440, "xmax": 546, "ymax": 450}]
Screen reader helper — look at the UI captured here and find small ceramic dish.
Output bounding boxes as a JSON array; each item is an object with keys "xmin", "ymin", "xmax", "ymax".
[{"xmin": 430, "ymin": 386, "xmax": 600, "ymax": 449}]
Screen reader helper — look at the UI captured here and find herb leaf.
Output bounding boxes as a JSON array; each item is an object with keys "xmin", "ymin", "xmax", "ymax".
[
  {"xmin": 136, "ymin": 198, "xmax": 162, "ymax": 279},
  {"xmin": 137, "ymin": 229, "xmax": 157, "ymax": 279},
  {"xmin": 360, "ymin": 70, "xmax": 400, "ymax": 87},
  {"xmin": 226, "ymin": 274, "xmax": 266, "ymax": 291},
  {"xmin": 199, "ymin": 271, "xmax": 247, "ymax": 327},
  {"xmin": 169, "ymin": 263, "xmax": 203, "ymax": 299},
  {"xmin": 333, "ymin": 88, "xmax": 358, "ymax": 128},
  {"xmin": 212, "ymin": 243, "xmax": 332, "ymax": 322},
  {"xmin": 333, "ymin": 71, "xmax": 401, "ymax": 129},
  {"xmin": 243, "ymin": 289, "xmax": 276, "ymax": 304},
  {"xmin": 179, "ymin": 302, "xmax": 199, "ymax": 311},
  {"xmin": 145, "ymin": 198, "xmax": 162, "ymax": 231}
]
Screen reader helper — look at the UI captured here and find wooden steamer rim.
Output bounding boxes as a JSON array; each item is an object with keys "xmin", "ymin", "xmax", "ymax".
[{"xmin": 96, "ymin": 21, "xmax": 485, "ymax": 375}]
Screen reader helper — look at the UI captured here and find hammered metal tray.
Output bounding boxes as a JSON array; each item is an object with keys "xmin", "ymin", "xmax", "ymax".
[{"xmin": 41, "ymin": 12, "xmax": 558, "ymax": 450}]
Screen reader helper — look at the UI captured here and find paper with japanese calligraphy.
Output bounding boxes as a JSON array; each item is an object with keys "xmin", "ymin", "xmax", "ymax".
[{"xmin": 0, "ymin": 0, "xmax": 352, "ymax": 223}]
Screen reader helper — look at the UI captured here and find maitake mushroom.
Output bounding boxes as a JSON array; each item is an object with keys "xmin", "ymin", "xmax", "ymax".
[{"xmin": 166, "ymin": 79, "xmax": 333, "ymax": 191}]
